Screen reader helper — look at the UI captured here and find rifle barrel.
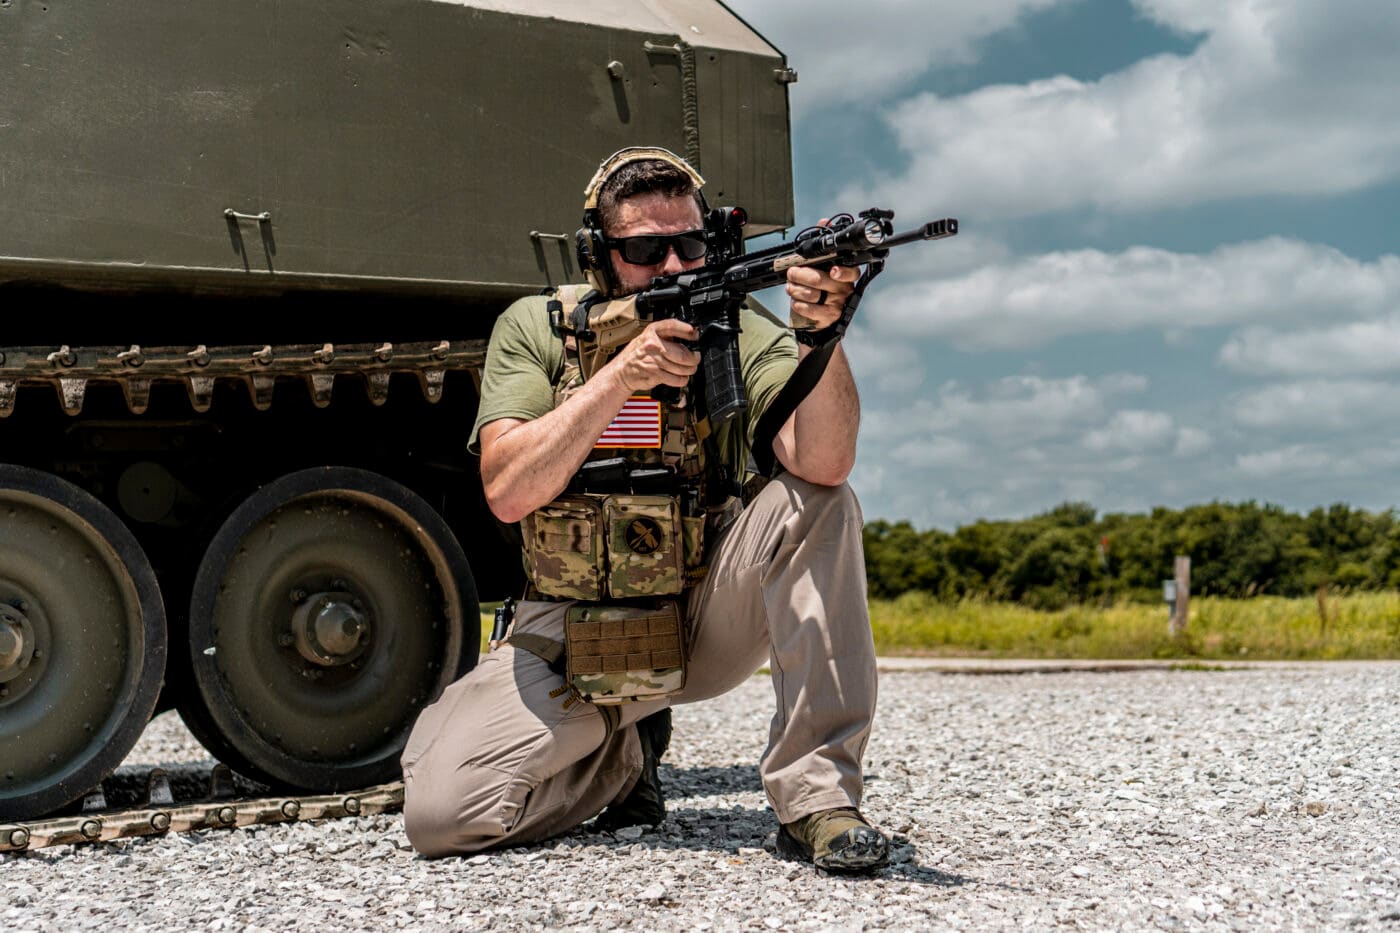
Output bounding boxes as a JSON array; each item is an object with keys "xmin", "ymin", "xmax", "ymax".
[{"xmin": 881, "ymin": 218, "xmax": 958, "ymax": 250}]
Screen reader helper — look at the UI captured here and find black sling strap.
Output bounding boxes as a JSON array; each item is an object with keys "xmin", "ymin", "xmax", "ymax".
[{"xmin": 750, "ymin": 258, "xmax": 885, "ymax": 478}]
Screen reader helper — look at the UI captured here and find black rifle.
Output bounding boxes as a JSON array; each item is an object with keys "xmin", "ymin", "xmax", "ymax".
[
  {"xmin": 636, "ymin": 209, "xmax": 958, "ymax": 421},
  {"xmin": 632, "ymin": 208, "xmax": 957, "ymax": 475}
]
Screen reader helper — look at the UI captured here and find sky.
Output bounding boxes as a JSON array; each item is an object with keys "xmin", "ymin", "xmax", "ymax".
[{"xmin": 723, "ymin": 0, "xmax": 1400, "ymax": 530}]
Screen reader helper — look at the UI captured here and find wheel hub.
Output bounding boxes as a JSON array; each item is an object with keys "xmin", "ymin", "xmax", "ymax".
[
  {"xmin": 290, "ymin": 590, "xmax": 370, "ymax": 667},
  {"xmin": 0, "ymin": 604, "xmax": 34, "ymax": 684}
]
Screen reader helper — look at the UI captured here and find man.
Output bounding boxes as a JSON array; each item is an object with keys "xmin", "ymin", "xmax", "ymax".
[{"xmin": 401, "ymin": 148, "xmax": 887, "ymax": 872}]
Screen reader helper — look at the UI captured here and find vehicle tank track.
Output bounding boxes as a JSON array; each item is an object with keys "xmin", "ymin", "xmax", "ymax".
[
  {"xmin": 0, "ymin": 764, "xmax": 402, "ymax": 853},
  {"xmin": 0, "ymin": 339, "xmax": 488, "ymax": 416}
]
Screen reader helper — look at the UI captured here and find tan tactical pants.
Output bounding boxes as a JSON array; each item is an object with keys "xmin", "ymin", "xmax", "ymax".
[{"xmin": 401, "ymin": 474, "xmax": 877, "ymax": 857}]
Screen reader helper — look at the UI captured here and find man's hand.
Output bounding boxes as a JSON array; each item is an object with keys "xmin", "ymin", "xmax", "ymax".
[
  {"xmin": 479, "ymin": 318, "xmax": 700, "ymax": 524},
  {"xmin": 786, "ymin": 262, "xmax": 859, "ymax": 331},
  {"xmin": 607, "ymin": 318, "xmax": 701, "ymax": 392}
]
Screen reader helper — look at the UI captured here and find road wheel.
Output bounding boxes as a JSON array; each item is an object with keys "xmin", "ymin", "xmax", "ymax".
[
  {"xmin": 180, "ymin": 467, "xmax": 478, "ymax": 790},
  {"xmin": 0, "ymin": 465, "xmax": 166, "ymax": 821}
]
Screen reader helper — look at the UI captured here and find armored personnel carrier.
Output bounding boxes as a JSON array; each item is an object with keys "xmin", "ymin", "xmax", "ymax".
[{"xmin": 0, "ymin": 0, "xmax": 794, "ymax": 820}]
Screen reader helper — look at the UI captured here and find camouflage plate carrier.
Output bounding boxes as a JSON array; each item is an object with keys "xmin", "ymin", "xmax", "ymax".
[{"xmin": 514, "ymin": 285, "xmax": 727, "ymax": 704}]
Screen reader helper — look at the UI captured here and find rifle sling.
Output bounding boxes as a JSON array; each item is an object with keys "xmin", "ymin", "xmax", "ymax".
[
  {"xmin": 751, "ymin": 335, "xmax": 841, "ymax": 478},
  {"xmin": 751, "ymin": 258, "xmax": 884, "ymax": 478}
]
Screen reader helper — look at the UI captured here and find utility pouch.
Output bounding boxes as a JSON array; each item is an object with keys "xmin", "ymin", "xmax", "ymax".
[
  {"xmin": 604, "ymin": 494, "xmax": 684, "ymax": 598},
  {"xmin": 521, "ymin": 496, "xmax": 606, "ymax": 600},
  {"xmin": 524, "ymin": 494, "xmax": 686, "ymax": 599},
  {"xmin": 565, "ymin": 601, "xmax": 686, "ymax": 704}
]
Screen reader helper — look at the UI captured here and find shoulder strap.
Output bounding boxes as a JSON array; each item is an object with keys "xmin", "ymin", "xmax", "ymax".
[
  {"xmin": 750, "ymin": 340, "xmax": 840, "ymax": 478},
  {"xmin": 750, "ymin": 259, "xmax": 886, "ymax": 478},
  {"xmin": 506, "ymin": 632, "xmax": 567, "ymax": 675}
]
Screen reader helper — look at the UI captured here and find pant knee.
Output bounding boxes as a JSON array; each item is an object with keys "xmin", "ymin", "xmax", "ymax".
[
  {"xmin": 402, "ymin": 767, "xmax": 519, "ymax": 857},
  {"xmin": 402, "ymin": 779, "xmax": 465, "ymax": 858},
  {"xmin": 766, "ymin": 473, "xmax": 862, "ymax": 527}
]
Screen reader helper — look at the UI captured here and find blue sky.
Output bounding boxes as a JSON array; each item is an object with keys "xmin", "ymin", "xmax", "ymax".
[{"xmin": 726, "ymin": 0, "xmax": 1400, "ymax": 530}]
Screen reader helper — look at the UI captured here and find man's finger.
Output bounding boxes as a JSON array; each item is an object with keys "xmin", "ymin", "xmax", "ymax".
[
  {"xmin": 651, "ymin": 319, "xmax": 699, "ymax": 341},
  {"xmin": 659, "ymin": 341, "xmax": 700, "ymax": 365}
]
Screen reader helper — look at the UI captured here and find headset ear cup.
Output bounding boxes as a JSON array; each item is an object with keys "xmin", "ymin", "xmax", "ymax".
[
  {"xmin": 574, "ymin": 227, "xmax": 592, "ymax": 274},
  {"xmin": 575, "ymin": 226, "xmax": 611, "ymax": 294}
]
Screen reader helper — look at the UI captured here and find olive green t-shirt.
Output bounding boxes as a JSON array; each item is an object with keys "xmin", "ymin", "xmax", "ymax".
[{"xmin": 468, "ymin": 294, "xmax": 797, "ymax": 480}]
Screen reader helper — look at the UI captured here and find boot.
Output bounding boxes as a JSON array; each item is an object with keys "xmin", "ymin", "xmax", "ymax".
[
  {"xmin": 592, "ymin": 708, "xmax": 671, "ymax": 832},
  {"xmin": 776, "ymin": 807, "xmax": 889, "ymax": 873}
]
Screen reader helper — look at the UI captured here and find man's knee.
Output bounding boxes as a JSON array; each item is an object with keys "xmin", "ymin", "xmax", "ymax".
[
  {"xmin": 402, "ymin": 764, "xmax": 527, "ymax": 857},
  {"xmin": 402, "ymin": 779, "xmax": 460, "ymax": 858}
]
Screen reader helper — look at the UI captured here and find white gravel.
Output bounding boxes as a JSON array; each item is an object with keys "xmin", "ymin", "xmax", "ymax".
[{"xmin": 4, "ymin": 665, "xmax": 1399, "ymax": 930}]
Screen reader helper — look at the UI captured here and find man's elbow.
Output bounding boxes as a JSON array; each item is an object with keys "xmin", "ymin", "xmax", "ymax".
[
  {"xmin": 806, "ymin": 465, "xmax": 854, "ymax": 487},
  {"xmin": 786, "ymin": 455, "xmax": 854, "ymax": 488},
  {"xmin": 482, "ymin": 479, "xmax": 530, "ymax": 525}
]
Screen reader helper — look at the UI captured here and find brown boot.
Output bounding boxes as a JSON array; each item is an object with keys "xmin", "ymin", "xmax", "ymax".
[{"xmin": 776, "ymin": 808, "xmax": 889, "ymax": 873}]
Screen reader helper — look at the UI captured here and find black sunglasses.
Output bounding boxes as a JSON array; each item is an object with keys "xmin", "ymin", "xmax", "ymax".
[{"xmin": 610, "ymin": 230, "xmax": 708, "ymax": 265}]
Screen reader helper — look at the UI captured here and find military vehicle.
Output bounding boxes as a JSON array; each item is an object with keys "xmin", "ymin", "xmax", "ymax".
[{"xmin": 0, "ymin": 0, "xmax": 794, "ymax": 821}]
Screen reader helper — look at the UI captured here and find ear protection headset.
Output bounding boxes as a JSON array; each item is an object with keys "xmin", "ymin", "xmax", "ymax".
[{"xmin": 575, "ymin": 147, "xmax": 708, "ymax": 295}]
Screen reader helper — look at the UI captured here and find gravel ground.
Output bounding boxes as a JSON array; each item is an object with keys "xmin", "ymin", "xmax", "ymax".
[{"xmin": 4, "ymin": 665, "xmax": 1399, "ymax": 930}]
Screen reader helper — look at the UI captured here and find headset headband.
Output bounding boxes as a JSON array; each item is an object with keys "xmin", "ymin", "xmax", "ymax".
[{"xmin": 582, "ymin": 147, "xmax": 706, "ymax": 211}]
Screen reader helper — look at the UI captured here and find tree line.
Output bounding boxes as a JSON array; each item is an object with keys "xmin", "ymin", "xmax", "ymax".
[{"xmin": 863, "ymin": 502, "xmax": 1400, "ymax": 608}]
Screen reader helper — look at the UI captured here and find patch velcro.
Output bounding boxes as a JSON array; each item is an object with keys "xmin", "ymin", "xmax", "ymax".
[{"xmin": 565, "ymin": 602, "xmax": 686, "ymax": 704}]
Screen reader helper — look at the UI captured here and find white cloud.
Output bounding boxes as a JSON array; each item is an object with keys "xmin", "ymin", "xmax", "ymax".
[
  {"xmin": 1173, "ymin": 427, "xmax": 1213, "ymax": 457},
  {"xmin": 1232, "ymin": 379, "xmax": 1400, "ymax": 431},
  {"xmin": 843, "ymin": 336, "xmax": 925, "ymax": 394},
  {"xmin": 843, "ymin": 0, "xmax": 1400, "ymax": 220},
  {"xmin": 863, "ymin": 372, "xmax": 1148, "ymax": 448},
  {"xmin": 1220, "ymin": 316, "xmax": 1400, "ymax": 376},
  {"xmin": 1083, "ymin": 410, "xmax": 1176, "ymax": 452},
  {"xmin": 725, "ymin": 0, "xmax": 1077, "ymax": 116},
  {"xmin": 1234, "ymin": 444, "xmax": 1335, "ymax": 479},
  {"xmin": 889, "ymin": 436, "xmax": 976, "ymax": 468},
  {"xmin": 1233, "ymin": 440, "xmax": 1400, "ymax": 481},
  {"xmin": 852, "ymin": 373, "xmax": 1183, "ymax": 525},
  {"xmin": 866, "ymin": 239, "xmax": 1400, "ymax": 350}
]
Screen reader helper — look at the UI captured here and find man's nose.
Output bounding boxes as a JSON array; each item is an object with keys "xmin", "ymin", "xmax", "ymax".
[{"xmin": 659, "ymin": 246, "xmax": 687, "ymax": 274}]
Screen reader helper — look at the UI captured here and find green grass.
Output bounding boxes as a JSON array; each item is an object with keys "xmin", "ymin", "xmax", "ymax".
[
  {"xmin": 869, "ymin": 591, "xmax": 1400, "ymax": 660},
  {"xmin": 477, "ymin": 593, "xmax": 1400, "ymax": 660}
]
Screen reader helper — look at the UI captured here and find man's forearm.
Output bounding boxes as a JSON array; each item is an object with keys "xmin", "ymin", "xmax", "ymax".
[
  {"xmin": 481, "ymin": 318, "xmax": 702, "ymax": 522},
  {"xmin": 776, "ymin": 343, "xmax": 860, "ymax": 486},
  {"xmin": 480, "ymin": 370, "xmax": 634, "ymax": 523}
]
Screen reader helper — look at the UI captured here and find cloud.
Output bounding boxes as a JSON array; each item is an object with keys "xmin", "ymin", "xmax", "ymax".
[
  {"xmin": 1083, "ymin": 410, "xmax": 1176, "ymax": 452},
  {"xmin": 725, "ymin": 0, "xmax": 1077, "ymax": 116},
  {"xmin": 1173, "ymin": 427, "xmax": 1212, "ymax": 457},
  {"xmin": 853, "ymin": 373, "xmax": 1175, "ymax": 524},
  {"xmin": 1232, "ymin": 380, "xmax": 1400, "ymax": 431},
  {"xmin": 843, "ymin": 336, "xmax": 925, "ymax": 394},
  {"xmin": 1233, "ymin": 439, "xmax": 1400, "ymax": 481},
  {"xmin": 1220, "ymin": 316, "xmax": 1400, "ymax": 377},
  {"xmin": 1234, "ymin": 444, "xmax": 1336, "ymax": 479},
  {"xmin": 843, "ymin": 0, "xmax": 1400, "ymax": 220},
  {"xmin": 865, "ymin": 238, "xmax": 1400, "ymax": 350},
  {"xmin": 862, "ymin": 372, "xmax": 1148, "ymax": 447}
]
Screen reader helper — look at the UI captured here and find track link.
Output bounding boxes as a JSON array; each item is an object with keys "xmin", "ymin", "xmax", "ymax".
[{"xmin": 0, "ymin": 766, "xmax": 403, "ymax": 852}]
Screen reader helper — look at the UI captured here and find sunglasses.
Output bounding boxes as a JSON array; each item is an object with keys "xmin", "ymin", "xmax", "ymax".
[{"xmin": 610, "ymin": 230, "xmax": 708, "ymax": 265}]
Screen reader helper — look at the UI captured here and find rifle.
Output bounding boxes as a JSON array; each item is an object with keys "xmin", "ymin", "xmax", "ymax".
[{"xmin": 632, "ymin": 208, "xmax": 958, "ymax": 475}]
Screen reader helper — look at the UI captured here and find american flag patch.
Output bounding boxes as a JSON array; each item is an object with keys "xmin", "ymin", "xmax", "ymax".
[{"xmin": 596, "ymin": 396, "xmax": 663, "ymax": 448}]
